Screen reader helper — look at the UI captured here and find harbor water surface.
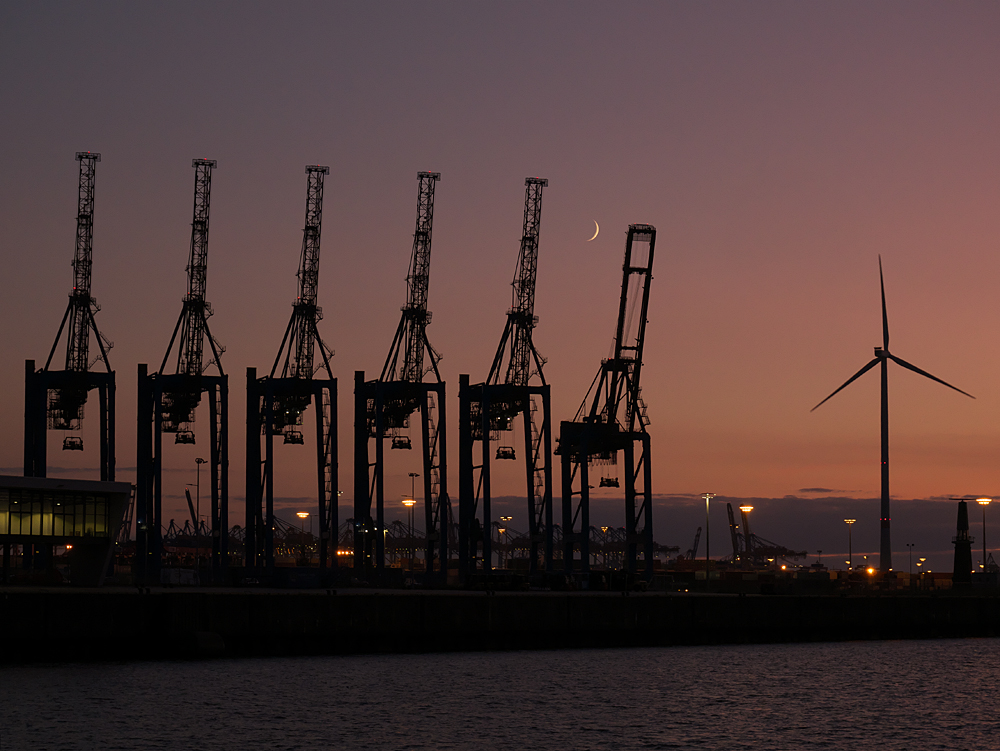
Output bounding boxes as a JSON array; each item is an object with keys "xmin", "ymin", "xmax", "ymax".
[{"xmin": 2, "ymin": 638, "xmax": 997, "ymax": 750}]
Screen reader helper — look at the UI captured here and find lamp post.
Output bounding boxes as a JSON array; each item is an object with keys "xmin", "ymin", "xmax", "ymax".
[
  {"xmin": 402, "ymin": 497, "xmax": 416, "ymax": 568},
  {"xmin": 702, "ymin": 493, "xmax": 715, "ymax": 589},
  {"xmin": 977, "ymin": 498, "xmax": 991, "ymax": 571},
  {"xmin": 194, "ymin": 457, "xmax": 207, "ymax": 567},
  {"xmin": 906, "ymin": 542, "xmax": 914, "ymax": 576},
  {"xmin": 844, "ymin": 519, "xmax": 856, "ymax": 571},
  {"xmin": 739, "ymin": 505, "xmax": 753, "ymax": 565},
  {"xmin": 296, "ymin": 512, "xmax": 310, "ymax": 565},
  {"xmin": 406, "ymin": 472, "xmax": 420, "ymax": 570},
  {"xmin": 499, "ymin": 516, "xmax": 512, "ymax": 569}
]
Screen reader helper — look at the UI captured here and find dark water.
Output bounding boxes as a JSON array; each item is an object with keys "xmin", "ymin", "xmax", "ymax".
[{"xmin": 2, "ymin": 639, "xmax": 997, "ymax": 750}]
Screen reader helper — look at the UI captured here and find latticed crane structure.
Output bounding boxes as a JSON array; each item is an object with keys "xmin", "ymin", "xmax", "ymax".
[
  {"xmin": 354, "ymin": 172, "xmax": 449, "ymax": 580},
  {"xmin": 559, "ymin": 224, "xmax": 657, "ymax": 578},
  {"xmin": 459, "ymin": 177, "xmax": 552, "ymax": 579},
  {"xmin": 724, "ymin": 502, "xmax": 806, "ymax": 567},
  {"xmin": 247, "ymin": 166, "xmax": 337, "ymax": 573},
  {"xmin": 25, "ymin": 152, "xmax": 115, "ymax": 482},
  {"xmin": 136, "ymin": 159, "xmax": 229, "ymax": 585}
]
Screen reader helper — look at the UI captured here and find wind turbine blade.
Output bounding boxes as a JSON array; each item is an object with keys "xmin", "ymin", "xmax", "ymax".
[
  {"xmin": 811, "ymin": 357, "xmax": 881, "ymax": 412},
  {"xmin": 879, "ymin": 255, "xmax": 889, "ymax": 350},
  {"xmin": 887, "ymin": 354, "xmax": 975, "ymax": 399}
]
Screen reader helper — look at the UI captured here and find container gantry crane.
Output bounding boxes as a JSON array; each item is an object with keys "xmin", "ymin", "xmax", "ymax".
[
  {"xmin": 559, "ymin": 224, "xmax": 656, "ymax": 579},
  {"xmin": 354, "ymin": 172, "xmax": 448, "ymax": 580},
  {"xmin": 136, "ymin": 159, "xmax": 229, "ymax": 585},
  {"xmin": 459, "ymin": 177, "xmax": 552, "ymax": 580},
  {"xmin": 25, "ymin": 152, "xmax": 115, "ymax": 482},
  {"xmin": 247, "ymin": 166, "xmax": 337, "ymax": 574}
]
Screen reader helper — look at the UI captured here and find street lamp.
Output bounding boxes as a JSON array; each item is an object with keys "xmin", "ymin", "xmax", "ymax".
[
  {"xmin": 296, "ymin": 512, "xmax": 310, "ymax": 565},
  {"xmin": 499, "ymin": 516, "xmax": 512, "ymax": 569},
  {"xmin": 739, "ymin": 505, "xmax": 753, "ymax": 565},
  {"xmin": 978, "ymin": 498, "xmax": 991, "ymax": 571},
  {"xmin": 296, "ymin": 511, "xmax": 310, "ymax": 533},
  {"xmin": 906, "ymin": 542, "xmax": 914, "ymax": 576},
  {"xmin": 844, "ymin": 519, "xmax": 856, "ymax": 570},
  {"xmin": 702, "ymin": 493, "xmax": 715, "ymax": 588},
  {"xmin": 402, "ymin": 497, "xmax": 416, "ymax": 568},
  {"xmin": 194, "ymin": 457, "xmax": 207, "ymax": 566}
]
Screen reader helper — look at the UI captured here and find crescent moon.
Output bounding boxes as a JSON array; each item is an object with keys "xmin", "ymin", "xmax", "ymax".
[{"xmin": 587, "ymin": 221, "xmax": 599, "ymax": 242}]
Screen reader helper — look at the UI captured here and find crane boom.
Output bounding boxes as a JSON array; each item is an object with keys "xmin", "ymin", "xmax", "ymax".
[
  {"xmin": 271, "ymin": 165, "xmax": 333, "ymax": 381},
  {"xmin": 175, "ymin": 158, "xmax": 219, "ymax": 377},
  {"xmin": 42, "ymin": 152, "xmax": 113, "ymax": 436},
  {"xmin": 577, "ymin": 224, "xmax": 656, "ymax": 433},
  {"xmin": 288, "ymin": 165, "xmax": 329, "ymax": 379},
  {"xmin": 63, "ymin": 152, "xmax": 111, "ymax": 375},
  {"xmin": 487, "ymin": 177, "xmax": 547, "ymax": 387},
  {"xmin": 381, "ymin": 171, "xmax": 442, "ymax": 383},
  {"xmin": 688, "ymin": 526, "xmax": 702, "ymax": 559}
]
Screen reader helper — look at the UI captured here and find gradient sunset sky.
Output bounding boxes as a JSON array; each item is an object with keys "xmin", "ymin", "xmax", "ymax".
[{"xmin": 3, "ymin": 2, "xmax": 1000, "ymax": 568}]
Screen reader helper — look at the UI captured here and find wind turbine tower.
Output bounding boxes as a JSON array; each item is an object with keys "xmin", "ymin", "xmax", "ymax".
[{"xmin": 812, "ymin": 258, "xmax": 973, "ymax": 572}]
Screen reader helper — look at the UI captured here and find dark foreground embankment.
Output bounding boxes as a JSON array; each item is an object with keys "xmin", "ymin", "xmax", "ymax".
[{"xmin": 4, "ymin": 588, "xmax": 1000, "ymax": 662}]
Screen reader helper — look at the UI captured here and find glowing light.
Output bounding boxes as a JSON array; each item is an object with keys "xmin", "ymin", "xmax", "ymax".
[
  {"xmin": 296, "ymin": 512, "xmax": 310, "ymax": 519},
  {"xmin": 978, "ymin": 498, "xmax": 992, "ymax": 506},
  {"xmin": 867, "ymin": 567, "xmax": 875, "ymax": 575}
]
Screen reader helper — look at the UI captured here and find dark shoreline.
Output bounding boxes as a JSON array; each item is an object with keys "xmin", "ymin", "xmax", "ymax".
[{"xmin": 4, "ymin": 587, "xmax": 1000, "ymax": 663}]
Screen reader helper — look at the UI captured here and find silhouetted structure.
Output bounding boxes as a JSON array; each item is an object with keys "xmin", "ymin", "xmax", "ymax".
[
  {"xmin": 812, "ymin": 258, "xmax": 973, "ymax": 572},
  {"xmin": 136, "ymin": 159, "xmax": 228, "ymax": 585},
  {"xmin": 355, "ymin": 172, "xmax": 448, "ymax": 580},
  {"xmin": 0, "ymin": 475, "xmax": 132, "ymax": 586},
  {"xmin": 247, "ymin": 166, "xmax": 337, "ymax": 573},
  {"xmin": 559, "ymin": 224, "xmax": 656, "ymax": 578},
  {"xmin": 459, "ymin": 177, "xmax": 552, "ymax": 579},
  {"xmin": 953, "ymin": 500, "xmax": 973, "ymax": 585},
  {"xmin": 724, "ymin": 502, "xmax": 806, "ymax": 566},
  {"xmin": 24, "ymin": 152, "xmax": 115, "ymax": 482}
]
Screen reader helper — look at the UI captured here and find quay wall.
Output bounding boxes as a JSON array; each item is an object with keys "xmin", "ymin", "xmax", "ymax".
[{"xmin": 3, "ymin": 589, "xmax": 1000, "ymax": 662}]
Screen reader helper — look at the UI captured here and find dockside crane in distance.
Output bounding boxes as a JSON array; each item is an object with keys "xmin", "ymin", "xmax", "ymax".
[
  {"xmin": 687, "ymin": 527, "xmax": 701, "ymax": 560},
  {"xmin": 136, "ymin": 159, "xmax": 229, "ymax": 585},
  {"xmin": 25, "ymin": 152, "xmax": 116, "ymax": 483},
  {"xmin": 459, "ymin": 177, "xmax": 552, "ymax": 579},
  {"xmin": 247, "ymin": 166, "xmax": 337, "ymax": 573},
  {"xmin": 559, "ymin": 224, "xmax": 656, "ymax": 579},
  {"xmin": 355, "ymin": 172, "xmax": 449, "ymax": 580}
]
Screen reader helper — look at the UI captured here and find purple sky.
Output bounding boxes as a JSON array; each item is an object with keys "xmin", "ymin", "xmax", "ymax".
[{"xmin": 3, "ymin": 2, "xmax": 1000, "ymax": 571}]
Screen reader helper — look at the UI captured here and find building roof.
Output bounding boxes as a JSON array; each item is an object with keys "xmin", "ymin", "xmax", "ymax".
[{"xmin": 0, "ymin": 475, "xmax": 131, "ymax": 496}]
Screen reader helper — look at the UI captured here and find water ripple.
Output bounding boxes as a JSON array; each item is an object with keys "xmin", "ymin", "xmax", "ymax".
[{"xmin": 2, "ymin": 639, "xmax": 998, "ymax": 750}]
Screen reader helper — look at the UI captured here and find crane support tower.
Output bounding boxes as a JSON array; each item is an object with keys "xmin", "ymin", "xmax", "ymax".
[
  {"xmin": 354, "ymin": 172, "xmax": 449, "ymax": 581},
  {"xmin": 246, "ymin": 166, "xmax": 337, "ymax": 575},
  {"xmin": 458, "ymin": 177, "xmax": 552, "ymax": 580},
  {"xmin": 25, "ymin": 152, "xmax": 115, "ymax": 483},
  {"xmin": 136, "ymin": 159, "xmax": 229, "ymax": 585},
  {"xmin": 559, "ymin": 224, "xmax": 656, "ymax": 579}
]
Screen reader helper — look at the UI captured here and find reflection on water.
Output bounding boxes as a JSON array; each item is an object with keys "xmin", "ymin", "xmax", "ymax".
[{"xmin": 2, "ymin": 639, "xmax": 998, "ymax": 750}]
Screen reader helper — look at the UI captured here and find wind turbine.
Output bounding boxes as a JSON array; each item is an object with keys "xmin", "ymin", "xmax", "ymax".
[{"xmin": 812, "ymin": 257, "xmax": 974, "ymax": 572}]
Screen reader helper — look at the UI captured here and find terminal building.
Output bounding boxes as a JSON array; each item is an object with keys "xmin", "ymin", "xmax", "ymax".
[{"xmin": 0, "ymin": 475, "xmax": 132, "ymax": 586}]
